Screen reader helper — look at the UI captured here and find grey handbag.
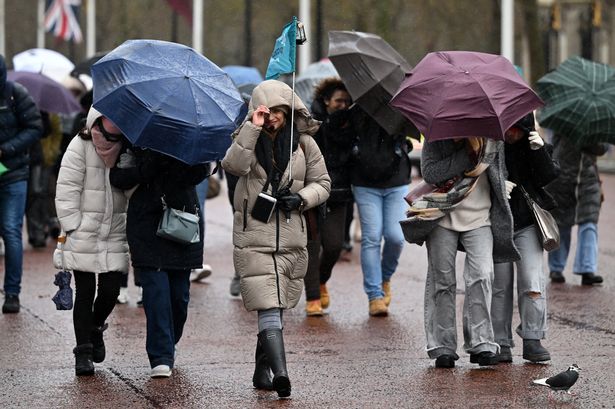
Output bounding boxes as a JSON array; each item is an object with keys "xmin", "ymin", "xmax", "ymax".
[
  {"xmin": 156, "ymin": 196, "xmax": 200, "ymax": 244},
  {"xmin": 519, "ymin": 185, "xmax": 560, "ymax": 252}
]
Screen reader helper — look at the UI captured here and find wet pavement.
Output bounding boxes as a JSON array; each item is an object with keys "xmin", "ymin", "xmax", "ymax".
[{"xmin": 2, "ymin": 174, "xmax": 615, "ymax": 408}]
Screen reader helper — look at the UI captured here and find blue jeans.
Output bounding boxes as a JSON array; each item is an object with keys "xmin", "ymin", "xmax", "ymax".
[
  {"xmin": 548, "ymin": 222, "xmax": 598, "ymax": 275},
  {"xmin": 352, "ymin": 185, "xmax": 408, "ymax": 301},
  {"xmin": 139, "ymin": 269, "xmax": 191, "ymax": 368},
  {"xmin": 0, "ymin": 181, "xmax": 28, "ymax": 295},
  {"xmin": 195, "ymin": 177, "xmax": 209, "ymax": 230}
]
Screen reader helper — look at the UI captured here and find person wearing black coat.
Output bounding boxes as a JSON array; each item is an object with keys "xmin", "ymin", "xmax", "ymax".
[
  {"xmin": 0, "ymin": 55, "xmax": 43, "ymax": 314},
  {"xmin": 545, "ymin": 134, "xmax": 608, "ymax": 285},
  {"xmin": 491, "ymin": 115, "xmax": 560, "ymax": 364},
  {"xmin": 348, "ymin": 106, "xmax": 413, "ymax": 316},
  {"xmin": 110, "ymin": 147, "xmax": 209, "ymax": 378},
  {"xmin": 303, "ymin": 78, "xmax": 353, "ymax": 316}
]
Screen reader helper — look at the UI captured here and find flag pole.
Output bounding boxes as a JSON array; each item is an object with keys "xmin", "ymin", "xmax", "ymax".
[{"xmin": 288, "ymin": 70, "xmax": 296, "ymax": 185}]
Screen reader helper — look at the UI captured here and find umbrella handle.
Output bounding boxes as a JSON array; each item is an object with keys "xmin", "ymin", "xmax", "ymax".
[{"xmin": 57, "ymin": 235, "xmax": 67, "ymax": 271}]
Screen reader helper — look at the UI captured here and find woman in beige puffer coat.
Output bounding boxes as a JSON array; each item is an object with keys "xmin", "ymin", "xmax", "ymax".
[
  {"xmin": 54, "ymin": 107, "xmax": 129, "ymax": 377},
  {"xmin": 222, "ymin": 80, "xmax": 330, "ymax": 398}
]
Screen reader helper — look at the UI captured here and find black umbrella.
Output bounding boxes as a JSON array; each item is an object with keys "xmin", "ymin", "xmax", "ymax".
[
  {"xmin": 328, "ymin": 30, "xmax": 415, "ymax": 135},
  {"xmin": 71, "ymin": 51, "xmax": 108, "ymax": 77}
]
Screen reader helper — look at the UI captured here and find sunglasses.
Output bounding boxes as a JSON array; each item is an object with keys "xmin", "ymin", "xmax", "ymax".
[{"xmin": 94, "ymin": 117, "xmax": 123, "ymax": 142}]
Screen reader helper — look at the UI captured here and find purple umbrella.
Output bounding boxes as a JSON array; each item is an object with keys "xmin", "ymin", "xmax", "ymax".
[
  {"xmin": 390, "ymin": 51, "xmax": 543, "ymax": 141},
  {"xmin": 7, "ymin": 71, "xmax": 82, "ymax": 114}
]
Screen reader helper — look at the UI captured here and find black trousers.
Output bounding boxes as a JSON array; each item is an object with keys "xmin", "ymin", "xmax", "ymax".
[
  {"xmin": 73, "ymin": 270, "xmax": 122, "ymax": 345},
  {"xmin": 304, "ymin": 203, "xmax": 348, "ymax": 301}
]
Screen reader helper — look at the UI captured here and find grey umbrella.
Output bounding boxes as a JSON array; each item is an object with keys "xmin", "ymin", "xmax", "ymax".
[{"xmin": 328, "ymin": 30, "xmax": 415, "ymax": 135}]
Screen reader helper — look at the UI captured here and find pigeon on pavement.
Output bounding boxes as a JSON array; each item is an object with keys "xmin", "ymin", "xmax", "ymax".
[{"xmin": 533, "ymin": 364, "xmax": 580, "ymax": 394}]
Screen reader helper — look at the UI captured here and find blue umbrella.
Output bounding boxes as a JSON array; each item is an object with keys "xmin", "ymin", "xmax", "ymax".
[
  {"xmin": 92, "ymin": 40, "xmax": 245, "ymax": 165},
  {"xmin": 222, "ymin": 65, "xmax": 264, "ymax": 87}
]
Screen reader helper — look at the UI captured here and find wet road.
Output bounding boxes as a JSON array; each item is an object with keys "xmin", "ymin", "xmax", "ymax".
[{"xmin": 2, "ymin": 174, "xmax": 615, "ymax": 408}]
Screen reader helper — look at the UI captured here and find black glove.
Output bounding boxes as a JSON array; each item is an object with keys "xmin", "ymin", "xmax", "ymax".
[{"xmin": 277, "ymin": 193, "xmax": 304, "ymax": 212}]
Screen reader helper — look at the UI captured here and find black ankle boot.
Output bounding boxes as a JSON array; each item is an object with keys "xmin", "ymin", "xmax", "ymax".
[
  {"xmin": 73, "ymin": 343, "xmax": 95, "ymax": 376},
  {"xmin": 252, "ymin": 339, "xmax": 273, "ymax": 390},
  {"xmin": 581, "ymin": 273, "xmax": 603, "ymax": 286},
  {"xmin": 91, "ymin": 323, "xmax": 108, "ymax": 363},
  {"xmin": 258, "ymin": 329, "xmax": 291, "ymax": 398},
  {"xmin": 522, "ymin": 339, "xmax": 551, "ymax": 362}
]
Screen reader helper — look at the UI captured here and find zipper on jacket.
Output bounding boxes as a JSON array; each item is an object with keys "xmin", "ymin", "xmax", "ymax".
[{"xmin": 242, "ymin": 198, "xmax": 248, "ymax": 231}]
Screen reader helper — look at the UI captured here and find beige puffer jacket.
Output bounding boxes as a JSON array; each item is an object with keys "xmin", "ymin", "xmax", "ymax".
[
  {"xmin": 53, "ymin": 109, "xmax": 129, "ymax": 274},
  {"xmin": 222, "ymin": 80, "xmax": 331, "ymax": 311}
]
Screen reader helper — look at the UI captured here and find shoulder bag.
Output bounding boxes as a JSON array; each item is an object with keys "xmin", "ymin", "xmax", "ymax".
[
  {"xmin": 519, "ymin": 185, "xmax": 560, "ymax": 252},
  {"xmin": 156, "ymin": 196, "xmax": 200, "ymax": 244}
]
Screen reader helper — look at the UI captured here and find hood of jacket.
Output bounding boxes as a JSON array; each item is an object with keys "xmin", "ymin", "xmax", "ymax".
[{"xmin": 233, "ymin": 79, "xmax": 320, "ymax": 138}]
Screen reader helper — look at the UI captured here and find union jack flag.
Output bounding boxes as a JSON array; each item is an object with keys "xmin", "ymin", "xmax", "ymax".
[{"xmin": 44, "ymin": 0, "xmax": 83, "ymax": 43}]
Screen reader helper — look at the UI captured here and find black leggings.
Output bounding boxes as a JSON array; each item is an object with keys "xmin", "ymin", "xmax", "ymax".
[
  {"xmin": 304, "ymin": 203, "xmax": 348, "ymax": 301},
  {"xmin": 73, "ymin": 270, "xmax": 122, "ymax": 345}
]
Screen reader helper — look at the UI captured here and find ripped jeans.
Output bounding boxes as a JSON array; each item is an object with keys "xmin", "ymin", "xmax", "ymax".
[{"xmin": 492, "ymin": 225, "xmax": 547, "ymax": 347}]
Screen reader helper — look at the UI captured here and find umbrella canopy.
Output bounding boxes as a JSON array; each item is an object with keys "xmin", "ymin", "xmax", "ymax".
[
  {"xmin": 536, "ymin": 56, "xmax": 615, "ymax": 145},
  {"xmin": 390, "ymin": 51, "xmax": 544, "ymax": 141},
  {"xmin": 12, "ymin": 48, "xmax": 74, "ymax": 83},
  {"xmin": 92, "ymin": 40, "xmax": 246, "ymax": 165},
  {"xmin": 222, "ymin": 65, "xmax": 264, "ymax": 87},
  {"xmin": 328, "ymin": 30, "xmax": 413, "ymax": 135},
  {"xmin": 72, "ymin": 51, "xmax": 108, "ymax": 77},
  {"xmin": 295, "ymin": 59, "xmax": 339, "ymax": 108},
  {"xmin": 7, "ymin": 71, "xmax": 82, "ymax": 114}
]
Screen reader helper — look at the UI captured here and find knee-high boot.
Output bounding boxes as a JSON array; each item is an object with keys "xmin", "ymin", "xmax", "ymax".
[
  {"xmin": 258, "ymin": 328, "xmax": 291, "ymax": 398},
  {"xmin": 252, "ymin": 338, "xmax": 273, "ymax": 390}
]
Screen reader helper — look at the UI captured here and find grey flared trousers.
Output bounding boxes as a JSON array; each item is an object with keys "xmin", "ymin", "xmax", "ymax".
[
  {"xmin": 424, "ymin": 226, "xmax": 499, "ymax": 359},
  {"xmin": 492, "ymin": 225, "xmax": 547, "ymax": 347}
]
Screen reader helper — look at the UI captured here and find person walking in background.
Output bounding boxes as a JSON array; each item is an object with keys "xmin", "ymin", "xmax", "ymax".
[
  {"xmin": 349, "ymin": 106, "xmax": 412, "ymax": 317},
  {"xmin": 222, "ymin": 80, "xmax": 330, "ymax": 398},
  {"xmin": 492, "ymin": 115, "xmax": 560, "ymax": 364},
  {"xmin": 191, "ymin": 164, "xmax": 214, "ymax": 283},
  {"xmin": 545, "ymin": 134, "xmax": 608, "ymax": 285},
  {"xmin": 110, "ymin": 141, "xmax": 210, "ymax": 379},
  {"xmin": 0, "ymin": 55, "xmax": 43, "ymax": 314},
  {"xmin": 421, "ymin": 137, "xmax": 518, "ymax": 368},
  {"xmin": 54, "ymin": 108, "xmax": 130, "ymax": 376},
  {"xmin": 303, "ymin": 78, "xmax": 353, "ymax": 316}
]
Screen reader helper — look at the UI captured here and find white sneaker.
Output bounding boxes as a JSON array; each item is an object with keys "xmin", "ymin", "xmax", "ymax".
[
  {"xmin": 136, "ymin": 287, "xmax": 143, "ymax": 307},
  {"xmin": 116, "ymin": 287, "xmax": 129, "ymax": 304},
  {"xmin": 150, "ymin": 364, "xmax": 172, "ymax": 378},
  {"xmin": 190, "ymin": 264, "xmax": 212, "ymax": 282}
]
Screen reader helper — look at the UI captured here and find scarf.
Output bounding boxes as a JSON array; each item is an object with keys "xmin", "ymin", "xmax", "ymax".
[
  {"xmin": 254, "ymin": 122, "xmax": 299, "ymax": 194},
  {"xmin": 91, "ymin": 126, "xmax": 122, "ymax": 168}
]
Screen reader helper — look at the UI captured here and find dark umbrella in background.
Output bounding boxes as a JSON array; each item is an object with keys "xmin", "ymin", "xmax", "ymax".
[
  {"xmin": 536, "ymin": 56, "xmax": 615, "ymax": 145},
  {"xmin": 328, "ymin": 30, "xmax": 415, "ymax": 135},
  {"xmin": 92, "ymin": 39, "xmax": 246, "ymax": 165},
  {"xmin": 72, "ymin": 51, "xmax": 109, "ymax": 77},
  {"xmin": 7, "ymin": 71, "xmax": 82, "ymax": 114},
  {"xmin": 390, "ymin": 51, "xmax": 543, "ymax": 141}
]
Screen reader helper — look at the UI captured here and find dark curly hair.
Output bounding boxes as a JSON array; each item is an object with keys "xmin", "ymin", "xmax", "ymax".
[{"xmin": 313, "ymin": 77, "xmax": 348, "ymax": 103}]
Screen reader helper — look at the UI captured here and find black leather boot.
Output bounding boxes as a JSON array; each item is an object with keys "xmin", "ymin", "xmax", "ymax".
[
  {"xmin": 522, "ymin": 339, "xmax": 551, "ymax": 362},
  {"xmin": 73, "ymin": 343, "xmax": 95, "ymax": 376},
  {"xmin": 91, "ymin": 323, "xmax": 108, "ymax": 363},
  {"xmin": 252, "ymin": 338, "xmax": 273, "ymax": 390},
  {"xmin": 258, "ymin": 329, "xmax": 291, "ymax": 398}
]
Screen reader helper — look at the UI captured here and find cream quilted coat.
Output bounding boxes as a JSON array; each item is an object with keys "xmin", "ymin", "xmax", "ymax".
[
  {"xmin": 222, "ymin": 80, "xmax": 330, "ymax": 311},
  {"xmin": 53, "ymin": 111, "xmax": 129, "ymax": 274}
]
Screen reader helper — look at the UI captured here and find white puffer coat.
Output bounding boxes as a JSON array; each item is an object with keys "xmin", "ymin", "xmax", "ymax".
[
  {"xmin": 53, "ymin": 111, "xmax": 129, "ymax": 274},
  {"xmin": 222, "ymin": 80, "xmax": 330, "ymax": 311}
]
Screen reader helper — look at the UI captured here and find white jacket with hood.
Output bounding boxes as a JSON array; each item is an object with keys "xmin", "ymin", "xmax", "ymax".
[{"xmin": 53, "ymin": 108, "xmax": 129, "ymax": 274}]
